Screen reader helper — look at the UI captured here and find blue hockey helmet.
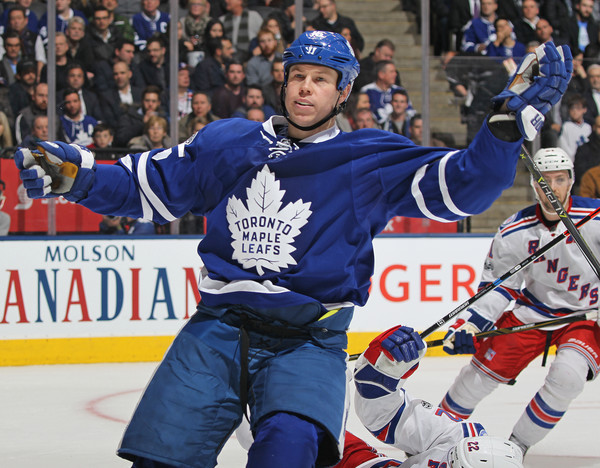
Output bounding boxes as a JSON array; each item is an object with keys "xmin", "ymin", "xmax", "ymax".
[{"xmin": 282, "ymin": 30, "xmax": 360, "ymax": 91}]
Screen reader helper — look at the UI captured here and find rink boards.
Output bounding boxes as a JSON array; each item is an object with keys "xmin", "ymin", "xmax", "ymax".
[{"xmin": 0, "ymin": 235, "xmax": 493, "ymax": 365}]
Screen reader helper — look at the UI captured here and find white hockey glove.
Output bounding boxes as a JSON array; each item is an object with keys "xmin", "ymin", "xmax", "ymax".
[
  {"xmin": 442, "ymin": 309, "xmax": 494, "ymax": 355},
  {"xmin": 14, "ymin": 141, "xmax": 96, "ymax": 202},
  {"xmin": 354, "ymin": 326, "xmax": 427, "ymax": 397},
  {"xmin": 490, "ymin": 41, "xmax": 572, "ymax": 141}
]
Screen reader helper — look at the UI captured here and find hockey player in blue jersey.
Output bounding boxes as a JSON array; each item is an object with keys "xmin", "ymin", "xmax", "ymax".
[
  {"xmin": 14, "ymin": 31, "xmax": 571, "ymax": 467},
  {"xmin": 440, "ymin": 147, "xmax": 600, "ymax": 458}
]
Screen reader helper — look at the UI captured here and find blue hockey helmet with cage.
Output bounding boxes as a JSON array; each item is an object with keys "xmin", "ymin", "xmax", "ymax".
[{"xmin": 282, "ymin": 30, "xmax": 360, "ymax": 92}]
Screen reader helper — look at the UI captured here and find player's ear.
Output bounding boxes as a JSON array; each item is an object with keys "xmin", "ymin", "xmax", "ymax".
[{"xmin": 340, "ymin": 83, "xmax": 352, "ymax": 102}]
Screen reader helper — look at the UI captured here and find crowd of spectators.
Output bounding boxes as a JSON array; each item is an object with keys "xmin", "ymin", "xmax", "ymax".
[
  {"xmin": 5, "ymin": 0, "xmax": 600, "ymax": 235},
  {"xmin": 0, "ymin": 0, "xmax": 430, "ymax": 235},
  {"xmin": 430, "ymin": 0, "xmax": 600, "ymax": 197}
]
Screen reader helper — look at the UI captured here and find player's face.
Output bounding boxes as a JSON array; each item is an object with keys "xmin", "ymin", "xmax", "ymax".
[
  {"xmin": 285, "ymin": 63, "xmax": 350, "ymax": 138},
  {"xmin": 533, "ymin": 170, "xmax": 572, "ymax": 219}
]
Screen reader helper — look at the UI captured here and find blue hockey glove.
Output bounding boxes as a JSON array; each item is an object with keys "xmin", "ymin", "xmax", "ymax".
[
  {"xmin": 491, "ymin": 42, "xmax": 572, "ymax": 141},
  {"xmin": 443, "ymin": 309, "xmax": 494, "ymax": 355},
  {"xmin": 354, "ymin": 325, "xmax": 427, "ymax": 398},
  {"xmin": 14, "ymin": 141, "xmax": 96, "ymax": 202}
]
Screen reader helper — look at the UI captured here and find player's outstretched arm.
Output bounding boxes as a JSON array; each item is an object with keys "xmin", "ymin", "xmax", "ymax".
[
  {"xmin": 488, "ymin": 41, "xmax": 572, "ymax": 142},
  {"xmin": 14, "ymin": 142, "xmax": 96, "ymax": 203}
]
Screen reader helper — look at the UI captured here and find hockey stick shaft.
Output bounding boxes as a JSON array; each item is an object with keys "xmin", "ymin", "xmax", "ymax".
[
  {"xmin": 418, "ymin": 205, "xmax": 600, "ymax": 339},
  {"xmin": 520, "ymin": 144, "xmax": 600, "ymax": 280},
  {"xmin": 425, "ymin": 311, "xmax": 598, "ymax": 347}
]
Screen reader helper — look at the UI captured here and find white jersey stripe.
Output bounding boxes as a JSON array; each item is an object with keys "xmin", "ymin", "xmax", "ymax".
[
  {"xmin": 438, "ymin": 151, "xmax": 472, "ymax": 217},
  {"xmin": 411, "ymin": 164, "xmax": 450, "ymax": 223},
  {"xmin": 138, "ymin": 151, "xmax": 177, "ymax": 222}
]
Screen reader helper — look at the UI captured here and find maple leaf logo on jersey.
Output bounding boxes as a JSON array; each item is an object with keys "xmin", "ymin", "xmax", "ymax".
[{"xmin": 226, "ymin": 165, "xmax": 312, "ymax": 275}]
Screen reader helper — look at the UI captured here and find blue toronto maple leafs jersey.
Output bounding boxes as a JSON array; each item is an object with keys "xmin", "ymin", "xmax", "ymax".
[{"xmin": 80, "ymin": 116, "xmax": 521, "ymax": 321}]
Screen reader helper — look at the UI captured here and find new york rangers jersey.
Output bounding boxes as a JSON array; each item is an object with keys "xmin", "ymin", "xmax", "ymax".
[
  {"xmin": 353, "ymin": 368, "xmax": 486, "ymax": 467},
  {"xmin": 469, "ymin": 196, "xmax": 600, "ymax": 325},
  {"xmin": 80, "ymin": 116, "xmax": 521, "ymax": 326}
]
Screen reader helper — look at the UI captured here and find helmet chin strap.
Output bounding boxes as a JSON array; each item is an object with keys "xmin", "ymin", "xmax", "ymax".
[{"xmin": 280, "ymin": 85, "xmax": 346, "ymax": 132}]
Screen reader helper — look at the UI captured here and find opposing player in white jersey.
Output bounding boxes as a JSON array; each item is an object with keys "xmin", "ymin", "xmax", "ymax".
[
  {"xmin": 440, "ymin": 147, "xmax": 600, "ymax": 457},
  {"xmin": 342, "ymin": 326, "xmax": 522, "ymax": 467},
  {"xmin": 13, "ymin": 31, "xmax": 570, "ymax": 467}
]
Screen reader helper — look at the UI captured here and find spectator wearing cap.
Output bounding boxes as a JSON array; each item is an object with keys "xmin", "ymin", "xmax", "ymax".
[
  {"xmin": 131, "ymin": 0, "xmax": 170, "ymax": 51},
  {"xmin": 9, "ymin": 58, "xmax": 37, "ymax": 117},
  {"xmin": 0, "ymin": 31, "xmax": 23, "ymax": 86}
]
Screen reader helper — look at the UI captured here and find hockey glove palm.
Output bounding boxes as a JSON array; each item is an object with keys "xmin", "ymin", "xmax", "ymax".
[
  {"xmin": 15, "ymin": 141, "xmax": 96, "ymax": 202},
  {"xmin": 491, "ymin": 42, "xmax": 572, "ymax": 141},
  {"xmin": 442, "ymin": 310, "xmax": 494, "ymax": 355}
]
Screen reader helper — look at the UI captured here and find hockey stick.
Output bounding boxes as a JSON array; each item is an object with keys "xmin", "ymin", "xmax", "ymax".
[
  {"xmin": 520, "ymin": 144, "xmax": 600, "ymax": 281},
  {"xmin": 418, "ymin": 205, "xmax": 600, "ymax": 339},
  {"xmin": 425, "ymin": 311, "xmax": 599, "ymax": 347}
]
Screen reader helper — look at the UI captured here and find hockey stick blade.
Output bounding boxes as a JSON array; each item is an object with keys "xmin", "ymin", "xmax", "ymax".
[
  {"xmin": 425, "ymin": 311, "xmax": 599, "ymax": 348},
  {"xmin": 520, "ymin": 144, "xmax": 600, "ymax": 280},
  {"xmin": 418, "ymin": 205, "xmax": 600, "ymax": 339}
]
